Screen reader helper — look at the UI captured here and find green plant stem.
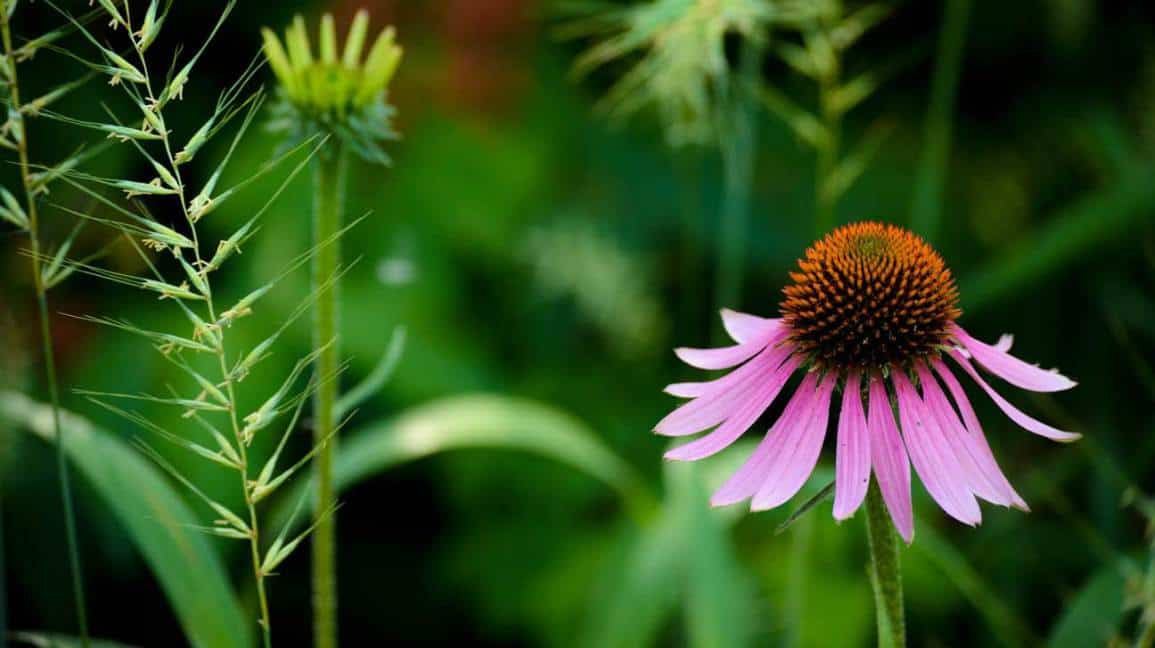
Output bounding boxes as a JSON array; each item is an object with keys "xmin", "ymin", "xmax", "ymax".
[
  {"xmin": 910, "ymin": 0, "xmax": 971, "ymax": 242},
  {"xmin": 0, "ymin": 5, "xmax": 90, "ymax": 646},
  {"xmin": 815, "ymin": 44, "xmax": 842, "ymax": 237},
  {"xmin": 865, "ymin": 483, "xmax": 905, "ymax": 648},
  {"xmin": 312, "ymin": 144, "xmax": 347, "ymax": 648},
  {"xmin": 713, "ymin": 41, "xmax": 759, "ymax": 329}
]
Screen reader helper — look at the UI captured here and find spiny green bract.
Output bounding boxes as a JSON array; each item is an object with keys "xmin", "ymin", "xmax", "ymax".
[{"xmin": 263, "ymin": 11, "xmax": 402, "ymax": 164}]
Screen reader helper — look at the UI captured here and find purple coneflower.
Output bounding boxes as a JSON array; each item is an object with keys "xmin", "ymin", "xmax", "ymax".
[{"xmin": 657, "ymin": 222, "xmax": 1077, "ymax": 542}]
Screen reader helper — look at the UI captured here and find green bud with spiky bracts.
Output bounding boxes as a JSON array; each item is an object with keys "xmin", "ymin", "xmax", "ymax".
[{"xmin": 262, "ymin": 11, "xmax": 402, "ymax": 164}]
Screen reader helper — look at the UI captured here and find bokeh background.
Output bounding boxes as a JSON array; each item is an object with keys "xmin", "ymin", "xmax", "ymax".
[{"xmin": 2, "ymin": 0, "xmax": 1155, "ymax": 646}]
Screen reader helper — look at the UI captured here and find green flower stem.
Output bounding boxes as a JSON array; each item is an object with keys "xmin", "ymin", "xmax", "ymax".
[
  {"xmin": 865, "ymin": 482, "xmax": 905, "ymax": 648},
  {"xmin": 312, "ymin": 144, "xmax": 347, "ymax": 648},
  {"xmin": 0, "ymin": 5, "xmax": 90, "ymax": 646}
]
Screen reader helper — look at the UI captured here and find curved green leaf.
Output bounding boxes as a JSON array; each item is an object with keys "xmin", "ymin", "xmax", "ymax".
[
  {"xmin": 0, "ymin": 392, "xmax": 251, "ymax": 648},
  {"xmin": 11, "ymin": 632, "xmax": 139, "ymax": 647},
  {"xmin": 270, "ymin": 394, "xmax": 655, "ymax": 531}
]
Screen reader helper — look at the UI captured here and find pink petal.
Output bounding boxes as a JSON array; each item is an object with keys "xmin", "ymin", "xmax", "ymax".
[
  {"xmin": 664, "ymin": 382, "xmax": 704, "ymax": 398},
  {"xmin": 674, "ymin": 339, "xmax": 764, "ymax": 371},
  {"xmin": 661, "ymin": 327, "xmax": 790, "ymax": 399},
  {"xmin": 751, "ymin": 373, "xmax": 836, "ymax": 511},
  {"xmin": 893, "ymin": 372, "xmax": 982, "ymax": 526},
  {"xmin": 916, "ymin": 364, "xmax": 1010, "ymax": 507},
  {"xmin": 720, "ymin": 309, "xmax": 780, "ymax": 345},
  {"xmin": 951, "ymin": 324, "xmax": 1076, "ymax": 393},
  {"xmin": 655, "ymin": 342, "xmax": 791, "ymax": 436},
  {"xmin": 710, "ymin": 373, "xmax": 820, "ymax": 507},
  {"xmin": 994, "ymin": 334, "xmax": 1014, "ymax": 352},
  {"xmin": 833, "ymin": 370, "xmax": 871, "ymax": 520},
  {"xmin": 867, "ymin": 376, "xmax": 914, "ymax": 543},
  {"xmin": 662, "ymin": 363, "xmax": 762, "ymax": 400},
  {"xmin": 931, "ymin": 360, "xmax": 1028, "ymax": 510},
  {"xmin": 948, "ymin": 350, "xmax": 1081, "ymax": 443},
  {"xmin": 665, "ymin": 356, "xmax": 802, "ymax": 461}
]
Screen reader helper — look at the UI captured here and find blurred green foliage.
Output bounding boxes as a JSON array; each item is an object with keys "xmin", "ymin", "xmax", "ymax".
[{"xmin": 1, "ymin": 0, "xmax": 1154, "ymax": 646}]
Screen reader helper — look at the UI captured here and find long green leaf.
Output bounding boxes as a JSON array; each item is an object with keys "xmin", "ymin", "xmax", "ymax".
[
  {"xmin": 1045, "ymin": 564, "xmax": 1128, "ymax": 648},
  {"xmin": 582, "ymin": 516, "xmax": 682, "ymax": 648},
  {"xmin": 960, "ymin": 166, "xmax": 1155, "ymax": 313},
  {"xmin": 10, "ymin": 632, "xmax": 139, "ymax": 647},
  {"xmin": 270, "ymin": 394, "xmax": 655, "ymax": 532},
  {"xmin": 914, "ymin": 523, "xmax": 1037, "ymax": 646},
  {"xmin": 0, "ymin": 392, "xmax": 251, "ymax": 648},
  {"xmin": 909, "ymin": 0, "xmax": 970, "ymax": 243},
  {"xmin": 582, "ymin": 461, "xmax": 755, "ymax": 648},
  {"xmin": 675, "ymin": 461, "xmax": 756, "ymax": 648}
]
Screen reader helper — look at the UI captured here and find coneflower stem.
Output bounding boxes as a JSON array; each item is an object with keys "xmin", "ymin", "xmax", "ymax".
[
  {"xmin": 0, "ymin": 4, "xmax": 90, "ymax": 646},
  {"xmin": 714, "ymin": 40, "xmax": 759, "ymax": 326},
  {"xmin": 312, "ymin": 144, "xmax": 347, "ymax": 648},
  {"xmin": 865, "ymin": 482, "xmax": 905, "ymax": 648}
]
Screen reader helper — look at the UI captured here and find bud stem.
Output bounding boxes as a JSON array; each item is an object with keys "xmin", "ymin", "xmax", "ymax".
[{"xmin": 312, "ymin": 143, "xmax": 346, "ymax": 648}]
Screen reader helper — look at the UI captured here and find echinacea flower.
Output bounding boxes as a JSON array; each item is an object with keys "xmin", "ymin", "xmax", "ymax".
[
  {"xmin": 657, "ymin": 222, "xmax": 1078, "ymax": 542},
  {"xmin": 262, "ymin": 11, "xmax": 402, "ymax": 163}
]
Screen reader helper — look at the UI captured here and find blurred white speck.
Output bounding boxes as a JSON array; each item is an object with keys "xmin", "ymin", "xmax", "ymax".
[{"xmin": 376, "ymin": 256, "xmax": 416, "ymax": 285}]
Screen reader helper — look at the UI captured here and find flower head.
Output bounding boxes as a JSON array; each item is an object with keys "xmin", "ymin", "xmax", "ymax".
[
  {"xmin": 262, "ymin": 11, "xmax": 402, "ymax": 163},
  {"xmin": 657, "ymin": 222, "xmax": 1078, "ymax": 542}
]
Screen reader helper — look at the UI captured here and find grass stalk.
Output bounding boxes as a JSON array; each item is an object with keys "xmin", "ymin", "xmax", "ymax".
[
  {"xmin": 910, "ymin": 0, "xmax": 971, "ymax": 242},
  {"xmin": 123, "ymin": 14, "xmax": 274, "ymax": 641},
  {"xmin": 311, "ymin": 144, "xmax": 347, "ymax": 648},
  {"xmin": 0, "ymin": 4, "xmax": 90, "ymax": 645}
]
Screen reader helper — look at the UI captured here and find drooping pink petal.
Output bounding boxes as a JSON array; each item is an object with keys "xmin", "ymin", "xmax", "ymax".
[
  {"xmin": 951, "ymin": 324, "xmax": 1076, "ymax": 393},
  {"xmin": 655, "ymin": 341, "xmax": 792, "ymax": 436},
  {"xmin": 662, "ymin": 363, "xmax": 762, "ymax": 400},
  {"xmin": 721, "ymin": 309, "xmax": 781, "ymax": 345},
  {"xmin": 665, "ymin": 356, "xmax": 803, "ymax": 461},
  {"xmin": 710, "ymin": 373, "xmax": 820, "ymax": 507},
  {"xmin": 661, "ymin": 327, "xmax": 790, "ymax": 399},
  {"xmin": 931, "ymin": 359, "xmax": 1029, "ymax": 510},
  {"xmin": 664, "ymin": 382, "xmax": 704, "ymax": 398},
  {"xmin": 867, "ymin": 376, "xmax": 914, "ymax": 543},
  {"xmin": 751, "ymin": 373, "xmax": 836, "ymax": 511},
  {"xmin": 915, "ymin": 363, "xmax": 1010, "ymax": 507},
  {"xmin": 893, "ymin": 372, "xmax": 982, "ymax": 526},
  {"xmin": 674, "ymin": 327, "xmax": 775, "ymax": 370},
  {"xmin": 948, "ymin": 349, "xmax": 1081, "ymax": 442},
  {"xmin": 833, "ymin": 370, "xmax": 871, "ymax": 520}
]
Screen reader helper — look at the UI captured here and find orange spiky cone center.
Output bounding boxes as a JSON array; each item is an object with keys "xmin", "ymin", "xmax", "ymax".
[{"xmin": 779, "ymin": 222, "xmax": 961, "ymax": 371}]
